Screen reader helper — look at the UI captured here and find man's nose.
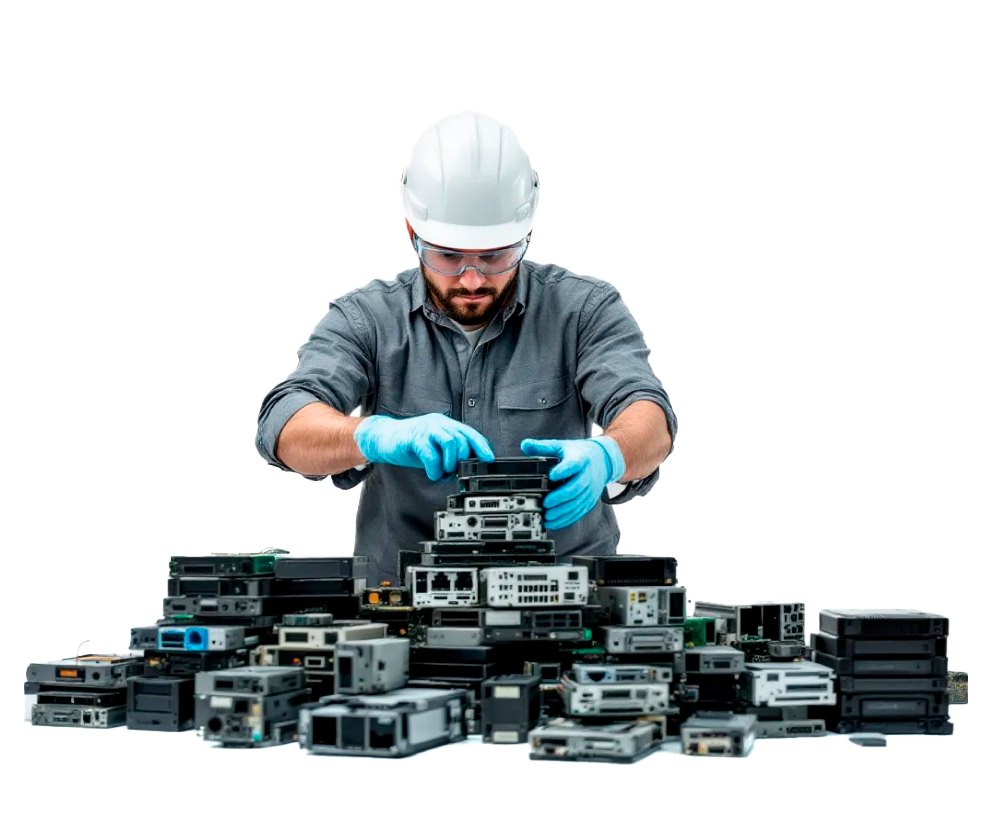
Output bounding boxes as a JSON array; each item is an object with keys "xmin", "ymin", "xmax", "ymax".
[{"xmin": 458, "ymin": 267, "xmax": 487, "ymax": 292}]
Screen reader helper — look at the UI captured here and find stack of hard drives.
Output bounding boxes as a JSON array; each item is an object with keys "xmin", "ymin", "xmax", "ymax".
[
  {"xmin": 124, "ymin": 549, "xmax": 280, "ymax": 732},
  {"xmin": 527, "ymin": 553, "xmax": 689, "ymax": 763},
  {"xmin": 25, "ymin": 654, "xmax": 144, "ymax": 729},
  {"xmin": 251, "ymin": 613, "xmax": 389, "ymax": 701},
  {"xmin": 164, "ymin": 552, "xmax": 368, "ymax": 622},
  {"xmin": 403, "ymin": 457, "xmax": 569, "ymax": 717},
  {"xmin": 125, "ymin": 550, "xmax": 368, "ymax": 731},
  {"xmin": 810, "ymin": 609, "xmax": 952, "ymax": 735}
]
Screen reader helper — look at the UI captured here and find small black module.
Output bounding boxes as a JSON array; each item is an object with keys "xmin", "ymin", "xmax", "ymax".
[
  {"xmin": 274, "ymin": 557, "xmax": 371, "ymax": 580},
  {"xmin": 571, "ymin": 555, "xmax": 678, "ymax": 586},
  {"xmin": 126, "ymin": 675, "xmax": 195, "ymax": 732},
  {"xmin": 482, "ymin": 673, "xmax": 542, "ymax": 744}
]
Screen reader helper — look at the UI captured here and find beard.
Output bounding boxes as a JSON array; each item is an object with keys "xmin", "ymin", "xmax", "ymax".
[{"xmin": 423, "ymin": 270, "xmax": 518, "ymax": 326}]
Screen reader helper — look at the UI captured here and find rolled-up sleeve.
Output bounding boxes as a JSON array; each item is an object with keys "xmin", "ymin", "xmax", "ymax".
[
  {"xmin": 575, "ymin": 282, "xmax": 678, "ymax": 504},
  {"xmin": 255, "ymin": 296, "xmax": 374, "ymax": 478}
]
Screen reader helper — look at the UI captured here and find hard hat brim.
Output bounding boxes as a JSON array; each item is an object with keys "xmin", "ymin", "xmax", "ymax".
[{"xmin": 405, "ymin": 215, "xmax": 535, "ymax": 251}]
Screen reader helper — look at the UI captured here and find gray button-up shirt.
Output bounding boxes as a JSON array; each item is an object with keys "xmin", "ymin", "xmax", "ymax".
[{"xmin": 256, "ymin": 260, "xmax": 678, "ymax": 584}]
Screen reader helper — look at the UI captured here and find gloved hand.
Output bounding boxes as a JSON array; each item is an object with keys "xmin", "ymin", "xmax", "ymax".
[
  {"xmin": 354, "ymin": 413, "xmax": 494, "ymax": 481},
  {"xmin": 520, "ymin": 436, "xmax": 626, "ymax": 530}
]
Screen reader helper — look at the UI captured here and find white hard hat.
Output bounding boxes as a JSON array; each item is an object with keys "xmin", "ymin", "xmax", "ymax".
[{"xmin": 401, "ymin": 111, "xmax": 539, "ymax": 250}]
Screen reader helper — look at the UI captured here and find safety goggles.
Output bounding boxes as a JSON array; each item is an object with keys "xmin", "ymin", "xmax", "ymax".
[{"xmin": 413, "ymin": 235, "xmax": 530, "ymax": 276}]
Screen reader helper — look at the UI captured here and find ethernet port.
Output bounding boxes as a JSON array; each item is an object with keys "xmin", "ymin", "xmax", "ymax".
[
  {"xmin": 341, "ymin": 716, "xmax": 366, "ymax": 750},
  {"xmin": 585, "ymin": 670, "xmax": 606, "ymax": 683},
  {"xmin": 312, "ymin": 716, "xmax": 339, "ymax": 747},
  {"xmin": 234, "ymin": 699, "xmax": 249, "ymax": 714},
  {"xmin": 453, "ymin": 573, "xmax": 474, "ymax": 591},
  {"xmin": 369, "ymin": 716, "xmax": 395, "ymax": 750},
  {"xmin": 431, "ymin": 572, "xmax": 452, "ymax": 592}
]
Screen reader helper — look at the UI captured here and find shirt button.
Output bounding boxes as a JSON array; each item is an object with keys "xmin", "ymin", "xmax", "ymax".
[
  {"xmin": 468, "ymin": 398, "xmax": 477, "ymax": 408},
  {"xmin": 539, "ymin": 398, "xmax": 547, "ymax": 405}
]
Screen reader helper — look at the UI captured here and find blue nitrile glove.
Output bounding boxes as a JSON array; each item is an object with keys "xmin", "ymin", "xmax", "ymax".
[
  {"xmin": 520, "ymin": 436, "xmax": 626, "ymax": 530},
  {"xmin": 354, "ymin": 414, "xmax": 494, "ymax": 481}
]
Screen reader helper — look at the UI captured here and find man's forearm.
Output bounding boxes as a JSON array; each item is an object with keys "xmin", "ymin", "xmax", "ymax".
[
  {"xmin": 275, "ymin": 402, "xmax": 367, "ymax": 476},
  {"xmin": 604, "ymin": 400, "xmax": 674, "ymax": 483}
]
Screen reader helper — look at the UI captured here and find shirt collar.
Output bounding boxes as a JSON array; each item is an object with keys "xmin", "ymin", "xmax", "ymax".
[{"xmin": 409, "ymin": 261, "xmax": 530, "ymax": 318}]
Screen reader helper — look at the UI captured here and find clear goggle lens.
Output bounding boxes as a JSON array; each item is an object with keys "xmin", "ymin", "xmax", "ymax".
[{"xmin": 415, "ymin": 238, "xmax": 528, "ymax": 276}]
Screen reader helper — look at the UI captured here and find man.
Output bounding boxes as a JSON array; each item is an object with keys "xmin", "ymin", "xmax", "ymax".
[{"xmin": 256, "ymin": 112, "xmax": 677, "ymax": 584}]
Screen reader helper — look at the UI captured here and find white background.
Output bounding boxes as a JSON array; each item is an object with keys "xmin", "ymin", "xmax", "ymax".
[{"xmin": 2, "ymin": 2, "xmax": 998, "ymax": 834}]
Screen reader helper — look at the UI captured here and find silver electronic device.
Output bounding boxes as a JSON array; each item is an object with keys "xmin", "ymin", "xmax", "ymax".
[
  {"xmin": 681, "ymin": 712, "xmax": 756, "ymax": 757},
  {"xmin": 435, "ymin": 510, "xmax": 544, "ymax": 541},
  {"xmin": 480, "ymin": 566, "xmax": 588, "ymax": 608},
  {"xmin": 595, "ymin": 586, "xmax": 686, "ymax": 626},
  {"xmin": 745, "ymin": 661, "xmax": 836, "ymax": 707},
  {"xmin": 335, "ymin": 638, "xmax": 410, "ymax": 695},
  {"xmin": 561, "ymin": 676, "xmax": 671, "ymax": 716},
  {"xmin": 275, "ymin": 620, "xmax": 387, "ymax": 649}
]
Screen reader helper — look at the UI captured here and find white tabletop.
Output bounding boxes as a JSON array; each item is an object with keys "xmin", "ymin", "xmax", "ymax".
[{"xmin": 11, "ymin": 705, "xmax": 980, "ymax": 836}]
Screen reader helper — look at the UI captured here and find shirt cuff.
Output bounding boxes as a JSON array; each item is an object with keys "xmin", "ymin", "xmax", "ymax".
[
  {"xmin": 601, "ymin": 468, "xmax": 660, "ymax": 505},
  {"xmin": 331, "ymin": 463, "xmax": 372, "ymax": 490},
  {"xmin": 606, "ymin": 481, "xmax": 628, "ymax": 499},
  {"xmin": 255, "ymin": 391, "xmax": 322, "ymax": 473}
]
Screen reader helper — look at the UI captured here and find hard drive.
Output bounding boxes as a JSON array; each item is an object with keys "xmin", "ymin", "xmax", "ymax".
[
  {"xmin": 811, "ymin": 631, "xmax": 947, "ymax": 658},
  {"xmin": 26, "ymin": 654, "xmax": 144, "ymax": 688},
  {"xmin": 571, "ymin": 555, "xmax": 678, "ymax": 587},
  {"xmin": 457, "ymin": 457, "xmax": 558, "ymax": 478},
  {"xmin": 818, "ymin": 609, "xmax": 949, "ymax": 638},
  {"xmin": 31, "ymin": 704, "xmax": 127, "ymax": 729},
  {"xmin": 446, "ymin": 493, "xmax": 544, "ymax": 513},
  {"xmin": 813, "ymin": 649, "xmax": 945, "ymax": 677},
  {"xmin": 273, "ymin": 557, "xmax": 371, "ymax": 580}
]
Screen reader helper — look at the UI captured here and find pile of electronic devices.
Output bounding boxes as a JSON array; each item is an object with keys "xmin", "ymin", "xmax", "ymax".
[{"xmin": 24, "ymin": 457, "xmax": 965, "ymax": 762}]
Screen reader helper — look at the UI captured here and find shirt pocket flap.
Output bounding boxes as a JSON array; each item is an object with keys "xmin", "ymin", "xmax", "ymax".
[
  {"xmin": 378, "ymin": 387, "xmax": 453, "ymax": 418},
  {"xmin": 497, "ymin": 373, "xmax": 574, "ymax": 411}
]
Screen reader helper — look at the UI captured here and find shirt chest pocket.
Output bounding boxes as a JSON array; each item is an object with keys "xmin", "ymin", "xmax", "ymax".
[
  {"xmin": 376, "ymin": 387, "xmax": 453, "ymax": 419},
  {"xmin": 496, "ymin": 372, "xmax": 580, "ymax": 455}
]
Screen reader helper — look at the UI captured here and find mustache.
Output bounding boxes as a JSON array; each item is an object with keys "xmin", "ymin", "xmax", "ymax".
[{"xmin": 448, "ymin": 289, "xmax": 496, "ymax": 299}]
